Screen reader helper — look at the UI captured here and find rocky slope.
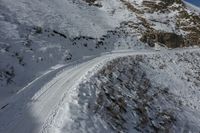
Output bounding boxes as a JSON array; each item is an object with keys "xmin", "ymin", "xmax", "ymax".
[{"xmin": 70, "ymin": 49, "xmax": 200, "ymax": 133}]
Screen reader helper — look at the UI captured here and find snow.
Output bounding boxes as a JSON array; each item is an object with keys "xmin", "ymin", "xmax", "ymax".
[
  {"xmin": 0, "ymin": 0, "xmax": 144, "ymax": 101},
  {"xmin": 0, "ymin": 50, "xmax": 154, "ymax": 133},
  {"xmin": 1, "ymin": 0, "xmax": 198, "ymax": 101},
  {"xmin": 1, "ymin": 0, "xmax": 135, "ymax": 38},
  {"xmin": 1, "ymin": 48, "xmax": 200, "ymax": 133},
  {"xmin": 0, "ymin": 0, "xmax": 200, "ymax": 132},
  {"xmin": 58, "ymin": 48, "xmax": 200, "ymax": 132},
  {"xmin": 144, "ymin": 11, "xmax": 178, "ymax": 33}
]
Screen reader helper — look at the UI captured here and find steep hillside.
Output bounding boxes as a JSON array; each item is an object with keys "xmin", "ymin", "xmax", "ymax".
[
  {"xmin": 0, "ymin": 0, "xmax": 200, "ymax": 132},
  {"xmin": 0, "ymin": 0, "xmax": 142, "ymax": 100},
  {"xmin": 65, "ymin": 49, "xmax": 200, "ymax": 133},
  {"xmin": 0, "ymin": 0, "xmax": 200, "ymax": 111},
  {"xmin": 1, "ymin": 49, "xmax": 199, "ymax": 133}
]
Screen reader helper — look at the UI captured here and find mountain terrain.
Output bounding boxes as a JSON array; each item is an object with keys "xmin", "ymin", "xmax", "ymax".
[{"xmin": 0, "ymin": 0, "xmax": 200, "ymax": 133}]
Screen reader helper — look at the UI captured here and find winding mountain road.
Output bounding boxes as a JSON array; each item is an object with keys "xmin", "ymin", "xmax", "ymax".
[{"xmin": 0, "ymin": 48, "xmax": 198, "ymax": 133}]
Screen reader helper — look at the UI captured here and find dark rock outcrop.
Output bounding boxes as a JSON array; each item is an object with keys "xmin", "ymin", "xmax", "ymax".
[{"xmin": 141, "ymin": 31, "xmax": 184, "ymax": 48}]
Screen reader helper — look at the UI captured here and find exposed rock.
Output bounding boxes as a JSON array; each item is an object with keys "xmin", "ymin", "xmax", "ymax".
[
  {"xmin": 120, "ymin": 0, "xmax": 143, "ymax": 14},
  {"xmin": 141, "ymin": 31, "xmax": 184, "ymax": 48},
  {"xmin": 83, "ymin": 0, "xmax": 102, "ymax": 7},
  {"xmin": 143, "ymin": 0, "xmax": 182, "ymax": 12},
  {"xmin": 176, "ymin": 10, "xmax": 200, "ymax": 46}
]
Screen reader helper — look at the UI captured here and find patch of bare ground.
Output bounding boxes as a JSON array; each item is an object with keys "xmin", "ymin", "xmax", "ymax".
[{"xmin": 120, "ymin": 0, "xmax": 143, "ymax": 14}]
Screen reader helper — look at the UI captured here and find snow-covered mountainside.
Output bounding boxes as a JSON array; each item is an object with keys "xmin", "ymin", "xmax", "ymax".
[
  {"xmin": 1, "ymin": 0, "xmax": 200, "ymax": 100},
  {"xmin": 0, "ymin": 0, "xmax": 143, "ymax": 100},
  {"xmin": 72, "ymin": 49, "xmax": 200, "ymax": 133},
  {"xmin": 0, "ymin": 0, "xmax": 200, "ymax": 132},
  {"xmin": 1, "ymin": 49, "xmax": 200, "ymax": 133}
]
